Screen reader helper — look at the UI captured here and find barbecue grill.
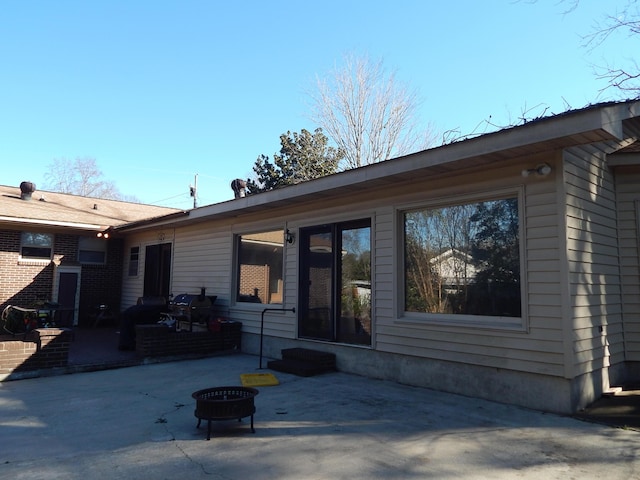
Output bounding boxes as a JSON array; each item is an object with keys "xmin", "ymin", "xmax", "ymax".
[{"xmin": 169, "ymin": 291, "xmax": 216, "ymax": 331}]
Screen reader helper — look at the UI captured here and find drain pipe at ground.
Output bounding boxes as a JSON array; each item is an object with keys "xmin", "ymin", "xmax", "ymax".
[{"xmin": 259, "ymin": 307, "xmax": 295, "ymax": 369}]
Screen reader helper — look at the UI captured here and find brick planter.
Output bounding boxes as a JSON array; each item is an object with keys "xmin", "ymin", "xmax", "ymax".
[
  {"xmin": 0, "ymin": 328, "xmax": 73, "ymax": 377},
  {"xmin": 135, "ymin": 322, "xmax": 241, "ymax": 358}
]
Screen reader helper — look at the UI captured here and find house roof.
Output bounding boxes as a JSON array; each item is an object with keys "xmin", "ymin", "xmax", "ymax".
[
  {"xmin": 10, "ymin": 100, "xmax": 632, "ymax": 236},
  {"xmin": 0, "ymin": 184, "xmax": 183, "ymax": 233},
  {"xmin": 114, "ymin": 99, "xmax": 640, "ymax": 233}
]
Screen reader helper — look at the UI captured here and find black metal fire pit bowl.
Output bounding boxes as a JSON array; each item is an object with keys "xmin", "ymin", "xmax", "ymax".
[{"xmin": 191, "ymin": 386, "xmax": 259, "ymax": 440}]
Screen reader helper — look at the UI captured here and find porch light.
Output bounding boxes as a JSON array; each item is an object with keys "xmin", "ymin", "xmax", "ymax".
[
  {"xmin": 521, "ymin": 163, "xmax": 552, "ymax": 177},
  {"xmin": 286, "ymin": 229, "xmax": 295, "ymax": 244}
]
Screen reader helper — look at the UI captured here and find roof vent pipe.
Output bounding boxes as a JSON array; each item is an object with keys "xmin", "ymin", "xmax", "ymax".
[
  {"xmin": 231, "ymin": 179, "xmax": 247, "ymax": 199},
  {"xmin": 19, "ymin": 181, "xmax": 36, "ymax": 201}
]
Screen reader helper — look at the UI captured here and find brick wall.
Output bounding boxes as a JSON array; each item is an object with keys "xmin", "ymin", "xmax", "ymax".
[
  {"xmin": 135, "ymin": 322, "xmax": 242, "ymax": 357},
  {"xmin": 239, "ymin": 264, "xmax": 269, "ymax": 301},
  {"xmin": 0, "ymin": 229, "xmax": 125, "ymax": 327},
  {"xmin": 78, "ymin": 238, "xmax": 124, "ymax": 326},
  {"xmin": 53, "ymin": 233, "xmax": 78, "ymax": 266},
  {"xmin": 0, "ymin": 328, "xmax": 72, "ymax": 377},
  {"xmin": 0, "ymin": 229, "xmax": 54, "ymax": 308}
]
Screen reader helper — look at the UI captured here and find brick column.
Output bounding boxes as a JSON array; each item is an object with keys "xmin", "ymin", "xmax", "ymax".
[
  {"xmin": 0, "ymin": 338, "xmax": 38, "ymax": 376},
  {"xmin": 32, "ymin": 328, "xmax": 72, "ymax": 369},
  {"xmin": 0, "ymin": 328, "xmax": 72, "ymax": 376}
]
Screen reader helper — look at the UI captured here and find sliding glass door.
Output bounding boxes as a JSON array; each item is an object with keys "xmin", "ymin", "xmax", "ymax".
[
  {"xmin": 299, "ymin": 226, "xmax": 334, "ymax": 340},
  {"xmin": 298, "ymin": 219, "xmax": 371, "ymax": 346}
]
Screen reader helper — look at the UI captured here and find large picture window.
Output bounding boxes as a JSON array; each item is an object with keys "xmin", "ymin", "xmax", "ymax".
[
  {"xmin": 403, "ymin": 195, "xmax": 521, "ymax": 322},
  {"xmin": 236, "ymin": 230, "xmax": 284, "ymax": 304}
]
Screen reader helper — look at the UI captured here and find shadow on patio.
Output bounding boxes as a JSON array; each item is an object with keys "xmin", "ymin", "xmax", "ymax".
[
  {"xmin": 67, "ymin": 326, "xmax": 139, "ymax": 368},
  {"xmin": 34, "ymin": 325, "xmax": 640, "ymax": 433}
]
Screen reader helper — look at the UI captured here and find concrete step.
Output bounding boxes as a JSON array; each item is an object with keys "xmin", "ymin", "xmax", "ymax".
[
  {"xmin": 267, "ymin": 358, "xmax": 332, "ymax": 377},
  {"xmin": 280, "ymin": 348, "xmax": 336, "ymax": 369}
]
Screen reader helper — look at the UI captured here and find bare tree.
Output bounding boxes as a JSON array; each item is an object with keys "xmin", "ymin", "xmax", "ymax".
[
  {"xmin": 44, "ymin": 157, "xmax": 138, "ymax": 201},
  {"xmin": 309, "ymin": 54, "xmax": 434, "ymax": 170},
  {"xmin": 585, "ymin": 1, "xmax": 640, "ymax": 95},
  {"xmin": 550, "ymin": 0, "xmax": 640, "ymax": 95}
]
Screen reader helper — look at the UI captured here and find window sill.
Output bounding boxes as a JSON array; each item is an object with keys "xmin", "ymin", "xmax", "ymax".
[
  {"xmin": 398, "ymin": 312, "xmax": 527, "ymax": 333},
  {"xmin": 18, "ymin": 258, "xmax": 52, "ymax": 266}
]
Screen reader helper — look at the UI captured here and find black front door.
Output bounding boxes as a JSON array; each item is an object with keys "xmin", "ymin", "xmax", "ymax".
[{"xmin": 57, "ymin": 271, "xmax": 78, "ymax": 327}]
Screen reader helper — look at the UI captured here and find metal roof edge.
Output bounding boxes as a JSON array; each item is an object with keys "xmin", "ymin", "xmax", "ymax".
[
  {"xmin": 112, "ymin": 210, "xmax": 191, "ymax": 232},
  {"xmin": 113, "ymin": 99, "xmax": 640, "ymax": 232},
  {"xmin": 0, "ymin": 216, "xmax": 105, "ymax": 231}
]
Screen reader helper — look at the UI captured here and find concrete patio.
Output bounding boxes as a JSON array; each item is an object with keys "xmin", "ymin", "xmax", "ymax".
[{"xmin": 1, "ymin": 353, "xmax": 639, "ymax": 479}]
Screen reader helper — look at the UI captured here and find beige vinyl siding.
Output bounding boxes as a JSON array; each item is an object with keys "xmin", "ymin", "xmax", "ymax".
[
  {"xmin": 372, "ymin": 207, "xmax": 394, "ymax": 345},
  {"xmin": 120, "ymin": 230, "xmax": 175, "ymax": 310},
  {"xmin": 230, "ymin": 221, "xmax": 296, "ymax": 339},
  {"xmin": 372, "ymin": 158, "xmax": 567, "ymax": 377},
  {"xmin": 170, "ymin": 223, "xmax": 294, "ymax": 338},
  {"xmin": 616, "ymin": 169, "xmax": 640, "ymax": 360},
  {"xmin": 171, "ymin": 225, "xmax": 231, "ymax": 298},
  {"xmin": 232, "ymin": 225, "xmax": 295, "ymax": 339},
  {"xmin": 283, "ymin": 237, "xmax": 298, "ymax": 304},
  {"xmin": 376, "ymin": 324, "xmax": 564, "ymax": 374},
  {"xmin": 523, "ymin": 178, "xmax": 569, "ymax": 378},
  {"xmin": 564, "ymin": 144, "xmax": 623, "ymax": 376}
]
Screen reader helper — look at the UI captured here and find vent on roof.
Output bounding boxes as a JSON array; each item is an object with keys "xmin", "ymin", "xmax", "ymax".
[
  {"xmin": 231, "ymin": 178, "xmax": 247, "ymax": 199},
  {"xmin": 19, "ymin": 181, "xmax": 36, "ymax": 201}
]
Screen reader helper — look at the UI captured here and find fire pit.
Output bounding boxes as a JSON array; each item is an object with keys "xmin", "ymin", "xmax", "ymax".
[{"xmin": 191, "ymin": 386, "xmax": 259, "ymax": 440}]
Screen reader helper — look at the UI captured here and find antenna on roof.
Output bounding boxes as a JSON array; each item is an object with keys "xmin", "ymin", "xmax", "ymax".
[{"xmin": 189, "ymin": 174, "xmax": 198, "ymax": 208}]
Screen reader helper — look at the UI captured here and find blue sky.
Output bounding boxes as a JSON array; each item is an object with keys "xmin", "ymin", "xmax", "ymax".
[{"xmin": 1, "ymin": 1, "xmax": 634, "ymax": 208}]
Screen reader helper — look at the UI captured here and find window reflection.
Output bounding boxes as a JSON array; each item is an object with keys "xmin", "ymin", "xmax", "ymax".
[
  {"xmin": 237, "ymin": 230, "xmax": 285, "ymax": 304},
  {"xmin": 404, "ymin": 197, "xmax": 521, "ymax": 318}
]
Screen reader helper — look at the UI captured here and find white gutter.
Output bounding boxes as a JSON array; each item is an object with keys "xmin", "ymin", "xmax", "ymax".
[{"xmin": 0, "ymin": 216, "xmax": 106, "ymax": 230}]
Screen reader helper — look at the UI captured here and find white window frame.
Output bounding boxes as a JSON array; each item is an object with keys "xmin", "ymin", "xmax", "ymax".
[
  {"xmin": 128, "ymin": 246, "xmax": 140, "ymax": 276},
  {"xmin": 20, "ymin": 232, "xmax": 53, "ymax": 262},
  {"xmin": 78, "ymin": 236, "xmax": 108, "ymax": 265},
  {"xmin": 397, "ymin": 187, "xmax": 527, "ymax": 331},
  {"xmin": 234, "ymin": 227, "xmax": 286, "ymax": 307}
]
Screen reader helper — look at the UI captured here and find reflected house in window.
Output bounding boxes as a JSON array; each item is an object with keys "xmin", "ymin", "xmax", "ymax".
[{"xmin": 429, "ymin": 248, "xmax": 480, "ymax": 294}]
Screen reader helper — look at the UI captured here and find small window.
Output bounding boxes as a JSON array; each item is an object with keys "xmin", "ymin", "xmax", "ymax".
[
  {"xmin": 78, "ymin": 237, "xmax": 107, "ymax": 264},
  {"xmin": 236, "ymin": 230, "xmax": 284, "ymax": 304},
  {"xmin": 128, "ymin": 246, "xmax": 140, "ymax": 276},
  {"xmin": 21, "ymin": 232, "xmax": 53, "ymax": 260}
]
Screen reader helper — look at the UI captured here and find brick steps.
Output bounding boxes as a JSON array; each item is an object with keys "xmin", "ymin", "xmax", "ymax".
[{"xmin": 267, "ymin": 348, "xmax": 336, "ymax": 377}]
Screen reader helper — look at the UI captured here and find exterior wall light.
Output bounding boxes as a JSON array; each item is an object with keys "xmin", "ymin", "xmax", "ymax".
[
  {"xmin": 286, "ymin": 229, "xmax": 295, "ymax": 244},
  {"xmin": 522, "ymin": 163, "xmax": 552, "ymax": 177}
]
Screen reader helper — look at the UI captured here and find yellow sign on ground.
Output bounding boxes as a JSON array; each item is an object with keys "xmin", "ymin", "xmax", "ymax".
[{"xmin": 240, "ymin": 373, "xmax": 280, "ymax": 387}]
